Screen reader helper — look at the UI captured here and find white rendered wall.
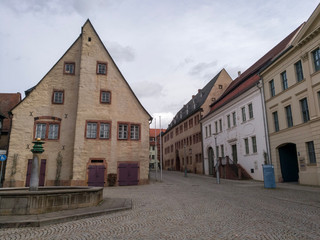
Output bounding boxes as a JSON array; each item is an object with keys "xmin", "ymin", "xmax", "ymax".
[{"xmin": 202, "ymin": 85, "xmax": 267, "ymax": 181}]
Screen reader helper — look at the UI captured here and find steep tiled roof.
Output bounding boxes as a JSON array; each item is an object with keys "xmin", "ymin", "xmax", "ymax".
[
  {"xmin": 166, "ymin": 69, "xmax": 224, "ymax": 132},
  {"xmin": 0, "ymin": 93, "xmax": 21, "ymax": 132},
  {"xmin": 150, "ymin": 129, "xmax": 166, "ymax": 138},
  {"xmin": 208, "ymin": 24, "xmax": 303, "ymax": 113}
]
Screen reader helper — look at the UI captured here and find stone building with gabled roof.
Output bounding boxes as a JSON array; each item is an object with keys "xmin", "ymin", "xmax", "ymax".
[
  {"xmin": 162, "ymin": 69, "xmax": 232, "ymax": 174},
  {"xmin": 4, "ymin": 20, "xmax": 152, "ymax": 187}
]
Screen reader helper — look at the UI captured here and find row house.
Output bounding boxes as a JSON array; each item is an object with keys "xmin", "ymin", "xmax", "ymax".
[
  {"xmin": 149, "ymin": 128, "xmax": 166, "ymax": 170},
  {"xmin": 201, "ymin": 23, "xmax": 302, "ymax": 180},
  {"xmin": 4, "ymin": 20, "xmax": 152, "ymax": 187},
  {"xmin": 261, "ymin": 4, "xmax": 320, "ymax": 186},
  {"xmin": 162, "ymin": 69, "xmax": 232, "ymax": 174}
]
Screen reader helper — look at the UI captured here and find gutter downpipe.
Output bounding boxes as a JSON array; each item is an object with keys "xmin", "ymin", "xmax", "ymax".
[{"xmin": 257, "ymin": 79, "xmax": 272, "ymax": 165}]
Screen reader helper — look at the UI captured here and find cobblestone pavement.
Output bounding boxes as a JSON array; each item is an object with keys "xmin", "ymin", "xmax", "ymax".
[{"xmin": 1, "ymin": 171, "xmax": 320, "ymax": 240}]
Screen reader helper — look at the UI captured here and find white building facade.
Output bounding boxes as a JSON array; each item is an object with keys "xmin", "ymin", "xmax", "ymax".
[{"xmin": 202, "ymin": 78, "xmax": 268, "ymax": 181}]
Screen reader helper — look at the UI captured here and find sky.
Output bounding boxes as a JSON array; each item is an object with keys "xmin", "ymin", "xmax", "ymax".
[{"xmin": 0, "ymin": 0, "xmax": 319, "ymax": 128}]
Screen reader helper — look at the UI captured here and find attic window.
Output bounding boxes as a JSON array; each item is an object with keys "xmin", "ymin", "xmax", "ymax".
[
  {"xmin": 219, "ymin": 85, "xmax": 223, "ymax": 89},
  {"xmin": 64, "ymin": 62, "xmax": 75, "ymax": 75},
  {"xmin": 97, "ymin": 62, "xmax": 107, "ymax": 75},
  {"xmin": 88, "ymin": 37, "xmax": 91, "ymax": 42}
]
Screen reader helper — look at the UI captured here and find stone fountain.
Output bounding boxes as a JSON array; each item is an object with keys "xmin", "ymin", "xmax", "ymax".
[{"xmin": 0, "ymin": 139, "xmax": 103, "ymax": 215}]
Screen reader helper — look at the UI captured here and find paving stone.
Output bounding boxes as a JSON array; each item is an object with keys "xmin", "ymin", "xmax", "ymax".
[{"xmin": 0, "ymin": 171, "xmax": 319, "ymax": 239}]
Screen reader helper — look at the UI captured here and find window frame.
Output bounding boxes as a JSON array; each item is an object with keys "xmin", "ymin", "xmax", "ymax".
[
  {"xmin": 251, "ymin": 136, "xmax": 257, "ymax": 153},
  {"xmin": 312, "ymin": 48, "xmax": 320, "ymax": 72},
  {"xmin": 52, "ymin": 90, "xmax": 64, "ymax": 104},
  {"xmin": 63, "ymin": 62, "xmax": 75, "ymax": 75},
  {"xmin": 130, "ymin": 124, "xmax": 140, "ymax": 140},
  {"xmin": 300, "ymin": 98, "xmax": 310, "ymax": 123},
  {"xmin": 285, "ymin": 105, "xmax": 293, "ymax": 128},
  {"xmin": 85, "ymin": 120, "xmax": 112, "ymax": 140},
  {"xmin": 281, "ymin": 71, "xmax": 288, "ymax": 90},
  {"xmin": 244, "ymin": 138, "xmax": 249, "ymax": 155},
  {"xmin": 248, "ymin": 103, "xmax": 253, "ymax": 119},
  {"xmin": 295, "ymin": 60, "xmax": 304, "ymax": 82},
  {"xmin": 96, "ymin": 61, "xmax": 107, "ymax": 75},
  {"xmin": 241, "ymin": 107, "xmax": 246, "ymax": 122},
  {"xmin": 272, "ymin": 111, "xmax": 279, "ymax": 132},
  {"xmin": 306, "ymin": 141, "xmax": 316, "ymax": 164},
  {"xmin": 117, "ymin": 122, "xmax": 141, "ymax": 141},
  {"xmin": 227, "ymin": 114, "xmax": 231, "ymax": 129},
  {"xmin": 269, "ymin": 79, "xmax": 275, "ymax": 97},
  {"xmin": 100, "ymin": 90, "xmax": 111, "ymax": 104},
  {"xmin": 232, "ymin": 112, "xmax": 236, "ymax": 126},
  {"xmin": 34, "ymin": 120, "xmax": 61, "ymax": 141}
]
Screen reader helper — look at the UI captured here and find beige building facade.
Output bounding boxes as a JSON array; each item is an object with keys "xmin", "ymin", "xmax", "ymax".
[
  {"xmin": 4, "ymin": 20, "xmax": 151, "ymax": 187},
  {"xmin": 261, "ymin": 5, "xmax": 320, "ymax": 186},
  {"xmin": 163, "ymin": 69, "xmax": 232, "ymax": 174}
]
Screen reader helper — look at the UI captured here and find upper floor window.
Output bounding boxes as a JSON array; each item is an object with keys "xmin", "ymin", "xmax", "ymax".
[
  {"xmin": 118, "ymin": 124, "xmax": 128, "ymax": 139},
  {"xmin": 52, "ymin": 90, "xmax": 64, "ymax": 104},
  {"xmin": 241, "ymin": 107, "xmax": 246, "ymax": 122},
  {"xmin": 99, "ymin": 123, "xmax": 110, "ymax": 139},
  {"xmin": 64, "ymin": 62, "xmax": 75, "ymax": 75},
  {"xmin": 86, "ymin": 122, "xmax": 97, "ymax": 139},
  {"xmin": 269, "ymin": 79, "xmax": 275, "ymax": 97},
  {"xmin": 35, "ymin": 122, "xmax": 60, "ymax": 140},
  {"xmin": 220, "ymin": 145, "xmax": 224, "ymax": 157},
  {"xmin": 97, "ymin": 62, "xmax": 107, "ymax": 75},
  {"xmin": 86, "ymin": 121, "xmax": 111, "ymax": 140},
  {"xmin": 227, "ymin": 115, "xmax": 231, "ymax": 129},
  {"xmin": 215, "ymin": 121, "xmax": 218, "ymax": 133},
  {"xmin": 232, "ymin": 112, "xmax": 236, "ymax": 126},
  {"xmin": 100, "ymin": 91, "xmax": 111, "ymax": 104},
  {"xmin": 295, "ymin": 60, "xmax": 304, "ymax": 82},
  {"xmin": 272, "ymin": 111, "xmax": 279, "ymax": 132},
  {"xmin": 208, "ymin": 124, "xmax": 211, "ymax": 136},
  {"xmin": 281, "ymin": 71, "xmax": 288, "ymax": 90},
  {"xmin": 312, "ymin": 48, "xmax": 320, "ymax": 72},
  {"xmin": 219, "ymin": 119, "xmax": 222, "ymax": 132},
  {"xmin": 130, "ymin": 124, "xmax": 140, "ymax": 140},
  {"xmin": 300, "ymin": 98, "xmax": 310, "ymax": 123},
  {"xmin": 285, "ymin": 105, "xmax": 293, "ymax": 128},
  {"xmin": 248, "ymin": 103, "xmax": 253, "ymax": 119}
]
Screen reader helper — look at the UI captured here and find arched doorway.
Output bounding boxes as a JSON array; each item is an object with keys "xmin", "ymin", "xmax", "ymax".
[
  {"xmin": 175, "ymin": 150, "xmax": 180, "ymax": 171},
  {"xmin": 208, "ymin": 147, "xmax": 214, "ymax": 175},
  {"xmin": 278, "ymin": 143, "xmax": 299, "ymax": 182}
]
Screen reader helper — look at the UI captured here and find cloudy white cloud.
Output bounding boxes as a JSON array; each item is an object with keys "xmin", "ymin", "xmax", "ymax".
[{"xmin": 0, "ymin": 0, "xmax": 319, "ymax": 128}]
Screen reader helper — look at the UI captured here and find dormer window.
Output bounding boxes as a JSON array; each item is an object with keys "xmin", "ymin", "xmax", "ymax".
[
  {"xmin": 64, "ymin": 62, "xmax": 75, "ymax": 75},
  {"xmin": 97, "ymin": 62, "xmax": 107, "ymax": 75}
]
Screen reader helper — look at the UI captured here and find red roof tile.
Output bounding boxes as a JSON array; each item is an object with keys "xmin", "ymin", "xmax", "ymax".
[
  {"xmin": 149, "ymin": 128, "xmax": 166, "ymax": 137},
  {"xmin": 0, "ymin": 93, "xmax": 21, "ymax": 132}
]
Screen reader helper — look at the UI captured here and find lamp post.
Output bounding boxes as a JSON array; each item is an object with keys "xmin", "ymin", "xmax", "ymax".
[{"xmin": 29, "ymin": 138, "xmax": 45, "ymax": 191}]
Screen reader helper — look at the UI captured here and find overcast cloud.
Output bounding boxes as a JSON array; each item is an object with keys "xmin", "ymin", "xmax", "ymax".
[{"xmin": 0, "ymin": 0, "xmax": 319, "ymax": 128}]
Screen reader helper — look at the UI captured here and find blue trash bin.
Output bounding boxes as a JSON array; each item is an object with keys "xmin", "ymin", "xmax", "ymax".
[{"xmin": 263, "ymin": 164, "xmax": 276, "ymax": 188}]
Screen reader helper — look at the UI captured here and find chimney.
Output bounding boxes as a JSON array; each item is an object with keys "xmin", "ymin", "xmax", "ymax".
[
  {"xmin": 238, "ymin": 71, "xmax": 241, "ymax": 77},
  {"xmin": 192, "ymin": 95, "xmax": 195, "ymax": 99},
  {"xmin": 198, "ymin": 89, "xmax": 201, "ymax": 93}
]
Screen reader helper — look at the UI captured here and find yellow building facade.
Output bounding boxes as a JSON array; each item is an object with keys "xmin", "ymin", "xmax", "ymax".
[{"xmin": 261, "ymin": 5, "xmax": 320, "ymax": 185}]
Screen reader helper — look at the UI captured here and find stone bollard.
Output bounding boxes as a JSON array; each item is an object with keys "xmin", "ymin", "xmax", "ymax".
[{"xmin": 29, "ymin": 138, "xmax": 45, "ymax": 191}]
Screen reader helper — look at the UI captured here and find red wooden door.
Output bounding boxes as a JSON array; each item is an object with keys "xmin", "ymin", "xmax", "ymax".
[
  {"xmin": 88, "ymin": 165, "xmax": 105, "ymax": 187},
  {"xmin": 25, "ymin": 159, "xmax": 46, "ymax": 187},
  {"xmin": 118, "ymin": 163, "xmax": 139, "ymax": 186}
]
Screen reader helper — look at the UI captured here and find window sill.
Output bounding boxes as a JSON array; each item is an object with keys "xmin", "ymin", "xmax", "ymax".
[{"xmin": 307, "ymin": 163, "xmax": 317, "ymax": 166}]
